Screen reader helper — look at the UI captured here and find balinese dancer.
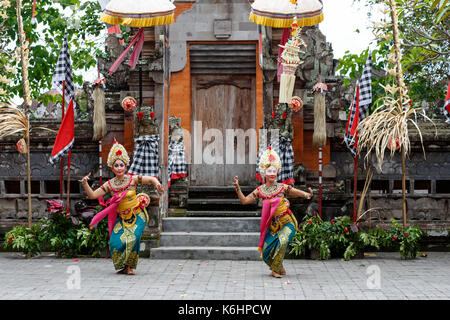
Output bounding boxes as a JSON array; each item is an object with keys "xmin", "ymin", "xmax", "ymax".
[
  {"xmin": 234, "ymin": 147, "xmax": 313, "ymax": 278},
  {"xmin": 79, "ymin": 139, "xmax": 163, "ymax": 275}
]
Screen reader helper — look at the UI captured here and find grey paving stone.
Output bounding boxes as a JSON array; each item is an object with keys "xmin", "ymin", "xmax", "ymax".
[{"xmin": 1, "ymin": 252, "xmax": 449, "ymax": 300}]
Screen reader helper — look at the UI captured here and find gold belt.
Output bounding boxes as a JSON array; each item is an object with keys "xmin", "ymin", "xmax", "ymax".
[
  {"xmin": 118, "ymin": 206, "xmax": 142, "ymax": 226},
  {"xmin": 270, "ymin": 212, "xmax": 294, "ymax": 233}
]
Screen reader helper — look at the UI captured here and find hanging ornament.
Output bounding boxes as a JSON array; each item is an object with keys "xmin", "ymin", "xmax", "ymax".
[
  {"xmin": 92, "ymin": 77, "xmax": 107, "ymax": 140},
  {"xmin": 387, "ymin": 137, "xmax": 401, "ymax": 151},
  {"xmin": 121, "ymin": 96, "xmax": 137, "ymax": 112},
  {"xmin": 289, "ymin": 96, "xmax": 303, "ymax": 112},
  {"xmin": 16, "ymin": 138, "xmax": 28, "ymax": 154},
  {"xmin": 312, "ymin": 75, "xmax": 328, "ymax": 147}
]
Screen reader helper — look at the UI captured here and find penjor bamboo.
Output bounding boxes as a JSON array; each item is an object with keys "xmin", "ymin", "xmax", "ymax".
[
  {"xmin": 16, "ymin": 0, "xmax": 32, "ymax": 227},
  {"xmin": 389, "ymin": 0, "xmax": 407, "ymax": 228}
]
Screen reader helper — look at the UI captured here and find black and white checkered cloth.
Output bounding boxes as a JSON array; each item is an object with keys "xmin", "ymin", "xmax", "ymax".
[
  {"xmin": 444, "ymin": 81, "xmax": 450, "ymax": 124},
  {"xmin": 278, "ymin": 137, "xmax": 294, "ymax": 184},
  {"xmin": 129, "ymin": 135, "xmax": 160, "ymax": 178},
  {"xmin": 168, "ymin": 141, "xmax": 187, "ymax": 183},
  {"xmin": 344, "ymin": 53, "xmax": 372, "ymax": 158},
  {"xmin": 51, "ymin": 34, "xmax": 75, "ymax": 111}
]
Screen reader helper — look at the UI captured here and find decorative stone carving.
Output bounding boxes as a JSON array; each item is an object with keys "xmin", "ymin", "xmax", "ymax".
[
  {"xmin": 169, "ymin": 116, "xmax": 183, "ymax": 143},
  {"xmin": 267, "ymin": 103, "xmax": 293, "ymax": 141},
  {"xmin": 135, "ymin": 105, "xmax": 159, "ymax": 137},
  {"xmin": 97, "ymin": 34, "xmax": 130, "ymax": 90}
]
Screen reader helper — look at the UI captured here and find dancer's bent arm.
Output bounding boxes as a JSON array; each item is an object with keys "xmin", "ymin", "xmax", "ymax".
[
  {"xmin": 288, "ymin": 186, "xmax": 313, "ymax": 199},
  {"xmin": 79, "ymin": 172, "xmax": 107, "ymax": 200},
  {"xmin": 234, "ymin": 176, "xmax": 257, "ymax": 205}
]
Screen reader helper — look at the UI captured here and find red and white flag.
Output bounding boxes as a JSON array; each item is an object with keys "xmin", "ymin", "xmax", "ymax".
[
  {"xmin": 49, "ymin": 34, "xmax": 75, "ymax": 164},
  {"xmin": 444, "ymin": 80, "xmax": 450, "ymax": 124},
  {"xmin": 49, "ymin": 100, "xmax": 74, "ymax": 164},
  {"xmin": 344, "ymin": 54, "xmax": 372, "ymax": 157}
]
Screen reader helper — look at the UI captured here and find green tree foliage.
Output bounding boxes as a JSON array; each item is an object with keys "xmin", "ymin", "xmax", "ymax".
[
  {"xmin": 0, "ymin": 0, "xmax": 105, "ymax": 105},
  {"xmin": 337, "ymin": 0, "xmax": 449, "ymax": 112}
]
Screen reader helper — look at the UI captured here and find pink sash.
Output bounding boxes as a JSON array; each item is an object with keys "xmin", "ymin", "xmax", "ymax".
[
  {"xmin": 89, "ymin": 191, "xmax": 127, "ymax": 238},
  {"xmin": 108, "ymin": 28, "xmax": 145, "ymax": 75},
  {"xmin": 258, "ymin": 197, "xmax": 282, "ymax": 252}
]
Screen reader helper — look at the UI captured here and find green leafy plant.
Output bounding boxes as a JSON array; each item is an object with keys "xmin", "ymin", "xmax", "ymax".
[
  {"xmin": 39, "ymin": 209, "xmax": 82, "ymax": 258},
  {"xmin": 385, "ymin": 218, "xmax": 423, "ymax": 259},
  {"xmin": 290, "ymin": 215, "xmax": 363, "ymax": 261},
  {"xmin": 3, "ymin": 222, "xmax": 45, "ymax": 258},
  {"xmin": 76, "ymin": 217, "xmax": 109, "ymax": 257},
  {"xmin": 3, "ymin": 203, "xmax": 110, "ymax": 259},
  {"xmin": 290, "ymin": 215, "xmax": 423, "ymax": 261}
]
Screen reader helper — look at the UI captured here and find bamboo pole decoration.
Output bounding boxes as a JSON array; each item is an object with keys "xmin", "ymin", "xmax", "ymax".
[
  {"xmin": 389, "ymin": 0, "xmax": 407, "ymax": 228},
  {"xmin": 60, "ymin": 81, "xmax": 65, "ymax": 200},
  {"xmin": 16, "ymin": 0, "xmax": 31, "ymax": 109},
  {"xmin": 25, "ymin": 115, "xmax": 31, "ymax": 227},
  {"xmin": 16, "ymin": 0, "xmax": 33, "ymax": 227}
]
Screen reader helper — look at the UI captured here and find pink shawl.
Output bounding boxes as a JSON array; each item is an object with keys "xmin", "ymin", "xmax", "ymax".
[
  {"xmin": 89, "ymin": 191, "xmax": 127, "ymax": 238},
  {"xmin": 258, "ymin": 197, "xmax": 282, "ymax": 252}
]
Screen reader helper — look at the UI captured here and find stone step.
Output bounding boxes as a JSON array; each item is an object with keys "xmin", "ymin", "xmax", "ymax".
[
  {"xmin": 187, "ymin": 198, "xmax": 259, "ymax": 211},
  {"xmin": 159, "ymin": 232, "xmax": 260, "ymax": 247},
  {"xmin": 150, "ymin": 246, "xmax": 261, "ymax": 260},
  {"xmin": 188, "ymin": 186, "xmax": 257, "ymax": 199},
  {"xmin": 186, "ymin": 210, "xmax": 260, "ymax": 217},
  {"xmin": 187, "ymin": 198, "xmax": 251, "ymax": 205},
  {"xmin": 162, "ymin": 217, "xmax": 260, "ymax": 232}
]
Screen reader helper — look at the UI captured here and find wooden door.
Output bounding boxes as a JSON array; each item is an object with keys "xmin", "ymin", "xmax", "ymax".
[{"xmin": 191, "ymin": 75, "xmax": 256, "ymax": 186}]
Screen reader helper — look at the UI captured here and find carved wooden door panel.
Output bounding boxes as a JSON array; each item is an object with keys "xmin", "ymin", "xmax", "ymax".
[{"xmin": 191, "ymin": 75, "xmax": 256, "ymax": 186}]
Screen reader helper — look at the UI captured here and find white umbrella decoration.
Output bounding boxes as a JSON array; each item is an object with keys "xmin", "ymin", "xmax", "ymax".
[
  {"xmin": 250, "ymin": 0, "xmax": 324, "ymax": 28},
  {"xmin": 100, "ymin": 0, "xmax": 175, "ymax": 28}
]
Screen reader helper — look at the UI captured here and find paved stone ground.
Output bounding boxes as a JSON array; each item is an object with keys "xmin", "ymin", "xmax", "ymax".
[{"xmin": 0, "ymin": 251, "xmax": 449, "ymax": 300}]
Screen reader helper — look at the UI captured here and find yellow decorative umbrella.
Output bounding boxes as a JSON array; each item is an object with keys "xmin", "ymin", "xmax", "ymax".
[
  {"xmin": 100, "ymin": 0, "xmax": 175, "ymax": 27},
  {"xmin": 250, "ymin": 0, "xmax": 324, "ymax": 28}
]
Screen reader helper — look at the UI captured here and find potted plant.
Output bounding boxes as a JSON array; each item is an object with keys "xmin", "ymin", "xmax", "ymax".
[
  {"xmin": 385, "ymin": 218, "xmax": 422, "ymax": 259},
  {"xmin": 3, "ymin": 223, "xmax": 45, "ymax": 258}
]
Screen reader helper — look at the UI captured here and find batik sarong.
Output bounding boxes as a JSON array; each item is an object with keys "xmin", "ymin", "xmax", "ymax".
[{"xmin": 259, "ymin": 195, "xmax": 298, "ymax": 274}]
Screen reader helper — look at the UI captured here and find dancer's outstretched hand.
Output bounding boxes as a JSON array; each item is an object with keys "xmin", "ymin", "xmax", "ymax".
[
  {"xmin": 155, "ymin": 182, "xmax": 164, "ymax": 195},
  {"xmin": 306, "ymin": 187, "xmax": 313, "ymax": 199},
  {"xmin": 233, "ymin": 176, "xmax": 239, "ymax": 188},
  {"xmin": 79, "ymin": 172, "xmax": 91, "ymax": 184}
]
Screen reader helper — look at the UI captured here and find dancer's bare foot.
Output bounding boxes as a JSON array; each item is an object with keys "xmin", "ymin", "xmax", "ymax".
[
  {"xmin": 280, "ymin": 268, "xmax": 286, "ymax": 275},
  {"xmin": 125, "ymin": 266, "xmax": 135, "ymax": 275},
  {"xmin": 271, "ymin": 271, "xmax": 283, "ymax": 278}
]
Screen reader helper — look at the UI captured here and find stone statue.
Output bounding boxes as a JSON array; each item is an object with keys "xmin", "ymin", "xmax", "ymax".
[
  {"xmin": 169, "ymin": 116, "xmax": 183, "ymax": 143},
  {"xmin": 268, "ymin": 103, "xmax": 294, "ymax": 141},
  {"xmin": 135, "ymin": 105, "xmax": 159, "ymax": 137},
  {"xmin": 97, "ymin": 34, "xmax": 130, "ymax": 90}
]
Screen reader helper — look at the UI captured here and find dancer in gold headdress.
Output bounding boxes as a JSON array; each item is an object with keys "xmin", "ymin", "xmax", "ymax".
[
  {"xmin": 80, "ymin": 139, "xmax": 163, "ymax": 275},
  {"xmin": 234, "ymin": 147, "xmax": 312, "ymax": 278}
]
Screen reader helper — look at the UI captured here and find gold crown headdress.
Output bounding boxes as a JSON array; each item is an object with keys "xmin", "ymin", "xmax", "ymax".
[
  {"xmin": 107, "ymin": 138, "xmax": 130, "ymax": 167},
  {"xmin": 258, "ymin": 147, "xmax": 281, "ymax": 174}
]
